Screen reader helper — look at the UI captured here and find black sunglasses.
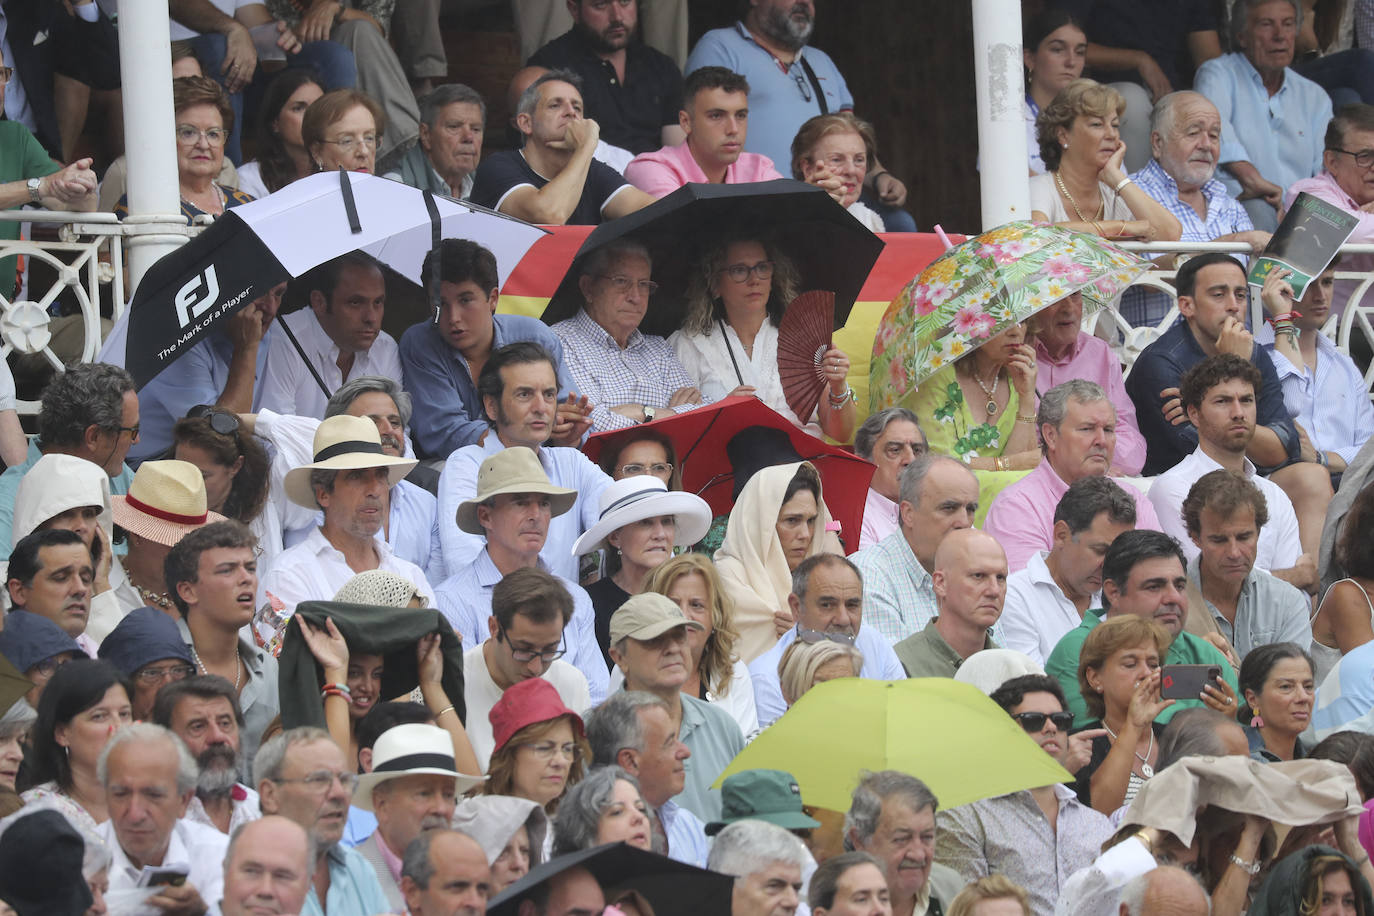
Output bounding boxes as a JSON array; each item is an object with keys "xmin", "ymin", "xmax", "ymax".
[
  {"xmin": 1012, "ymin": 711, "xmax": 1074, "ymax": 732},
  {"xmin": 188, "ymin": 404, "xmax": 240, "ymax": 437}
]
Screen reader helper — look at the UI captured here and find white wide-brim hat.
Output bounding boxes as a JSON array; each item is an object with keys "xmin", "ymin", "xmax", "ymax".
[
  {"xmin": 352, "ymin": 723, "xmax": 484, "ymax": 810},
  {"xmin": 284, "ymin": 415, "xmax": 417, "ymax": 510},
  {"xmin": 570, "ymin": 475, "xmax": 712, "ymax": 557},
  {"xmin": 110, "ymin": 460, "xmax": 226, "ymax": 547}
]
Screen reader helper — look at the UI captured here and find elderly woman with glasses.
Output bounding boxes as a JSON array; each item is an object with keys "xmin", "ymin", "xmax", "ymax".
[
  {"xmin": 671, "ymin": 235, "xmax": 856, "ymax": 442},
  {"xmin": 480, "ymin": 678, "xmax": 590, "ymax": 837},
  {"xmin": 115, "ymin": 76, "xmax": 255, "ymax": 223},
  {"xmin": 303, "ymin": 88, "xmax": 385, "ymax": 175}
]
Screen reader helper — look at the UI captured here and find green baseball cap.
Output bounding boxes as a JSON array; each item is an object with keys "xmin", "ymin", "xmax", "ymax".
[{"xmin": 704, "ymin": 769, "xmax": 822, "ymax": 836}]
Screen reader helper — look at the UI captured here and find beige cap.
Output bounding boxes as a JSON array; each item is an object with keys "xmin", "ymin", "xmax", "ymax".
[{"xmin": 609, "ymin": 592, "xmax": 704, "ymax": 645}]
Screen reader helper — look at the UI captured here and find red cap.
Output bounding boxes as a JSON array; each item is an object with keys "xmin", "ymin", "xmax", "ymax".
[{"xmin": 489, "ymin": 677, "xmax": 585, "ymax": 753}]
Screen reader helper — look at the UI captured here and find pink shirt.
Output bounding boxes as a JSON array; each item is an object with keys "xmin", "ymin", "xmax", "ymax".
[
  {"xmin": 375, "ymin": 830, "xmax": 403, "ymax": 885},
  {"xmin": 982, "ymin": 461, "xmax": 1162, "ymax": 574},
  {"xmin": 860, "ymin": 487, "xmax": 900, "ymax": 551},
  {"xmin": 1285, "ymin": 171, "xmax": 1374, "ymax": 316},
  {"xmin": 624, "ymin": 141, "xmax": 784, "ymax": 198},
  {"xmin": 1034, "ymin": 332, "xmax": 1146, "ymax": 476}
]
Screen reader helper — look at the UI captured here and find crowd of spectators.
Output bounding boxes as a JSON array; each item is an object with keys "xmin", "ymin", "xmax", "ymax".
[{"xmin": 4, "ymin": 0, "xmax": 1374, "ymax": 914}]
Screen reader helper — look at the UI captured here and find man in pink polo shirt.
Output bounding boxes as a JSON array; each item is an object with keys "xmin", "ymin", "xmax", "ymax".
[
  {"xmin": 624, "ymin": 66, "xmax": 783, "ymax": 197},
  {"xmin": 982, "ymin": 379, "xmax": 1162, "ymax": 573}
]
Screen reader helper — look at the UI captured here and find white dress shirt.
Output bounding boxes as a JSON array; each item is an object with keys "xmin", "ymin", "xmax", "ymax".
[
  {"xmin": 1000, "ymin": 551, "xmax": 1101, "ymax": 666},
  {"xmin": 261, "ymin": 526, "xmax": 434, "ymax": 616},
  {"xmin": 461, "ymin": 644, "xmax": 591, "ymax": 769},
  {"xmin": 258, "ymin": 309, "xmax": 402, "ymax": 420},
  {"xmin": 99, "ymin": 817, "xmax": 229, "ymax": 914}
]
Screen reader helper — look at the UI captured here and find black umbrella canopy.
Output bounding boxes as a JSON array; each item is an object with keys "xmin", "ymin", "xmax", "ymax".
[
  {"xmin": 541, "ymin": 179, "xmax": 885, "ymax": 338},
  {"xmin": 486, "ymin": 842, "xmax": 733, "ymax": 916}
]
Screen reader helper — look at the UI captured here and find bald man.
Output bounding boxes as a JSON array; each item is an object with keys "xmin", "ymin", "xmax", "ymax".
[
  {"xmin": 220, "ymin": 816, "xmax": 313, "ymax": 916},
  {"xmin": 893, "ymin": 529, "xmax": 1006, "ymax": 678},
  {"xmin": 1119, "ymin": 866, "xmax": 1209, "ymax": 916}
]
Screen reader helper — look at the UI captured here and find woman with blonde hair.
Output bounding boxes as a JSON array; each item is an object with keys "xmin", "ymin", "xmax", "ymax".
[
  {"xmin": 946, "ymin": 875, "xmax": 1032, "ymax": 916},
  {"xmin": 714, "ymin": 462, "xmax": 843, "ymax": 663},
  {"xmin": 645, "ymin": 553, "xmax": 759, "ymax": 739},
  {"xmin": 670, "ymin": 236, "xmax": 855, "ymax": 441},
  {"xmin": 778, "ymin": 639, "xmax": 863, "ymax": 708},
  {"xmin": 1029, "ymin": 78, "xmax": 1181, "ymax": 242}
]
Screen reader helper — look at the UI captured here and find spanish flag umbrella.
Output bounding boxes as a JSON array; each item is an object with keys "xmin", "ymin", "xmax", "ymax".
[{"xmin": 713, "ymin": 677, "xmax": 1074, "ymax": 813}]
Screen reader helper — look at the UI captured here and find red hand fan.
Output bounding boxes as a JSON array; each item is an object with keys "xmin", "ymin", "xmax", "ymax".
[{"xmin": 777, "ymin": 290, "xmax": 836, "ymax": 421}]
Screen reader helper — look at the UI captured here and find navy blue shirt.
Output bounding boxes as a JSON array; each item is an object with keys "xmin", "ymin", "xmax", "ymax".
[
  {"xmin": 528, "ymin": 28, "xmax": 682, "ymax": 155},
  {"xmin": 1125, "ymin": 318, "xmax": 1299, "ymax": 475},
  {"xmin": 1051, "ymin": 0, "xmax": 1216, "ymax": 90},
  {"xmin": 470, "ymin": 149, "xmax": 631, "ymax": 226}
]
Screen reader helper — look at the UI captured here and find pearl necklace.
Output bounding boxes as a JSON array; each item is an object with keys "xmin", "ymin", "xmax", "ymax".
[
  {"xmin": 190, "ymin": 641, "xmax": 243, "ymax": 692},
  {"xmin": 1104, "ymin": 722, "xmax": 1156, "ymax": 778},
  {"xmin": 968, "ymin": 364, "xmax": 1002, "ymax": 417}
]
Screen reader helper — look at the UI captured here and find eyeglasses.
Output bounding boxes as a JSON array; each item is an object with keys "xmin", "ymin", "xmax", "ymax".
[
  {"xmin": 133, "ymin": 663, "xmax": 196, "ymax": 685},
  {"xmin": 497, "ymin": 625, "xmax": 566, "ymax": 663},
  {"xmin": 176, "ymin": 125, "xmax": 228, "ymax": 146},
  {"xmin": 116, "ymin": 425, "xmax": 140, "ymax": 441},
  {"xmin": 796, "ymin": 625, "xmax": 856, "ymax": 647},
  {"xmin": 0, "ymin": 67, "xmax": 13, "ymax": 86},
  {"xmin": 719, "ymin": 260, "xmax": 774, "ymax": 283},
  {"xmin": 599, "ymin": 275, "xmax": 658, "ymax": 296},
  {"xmin": 619, "ymin": 462, "xmax": 673, "ymax": 477},
  {"xmin": 881, "ymin": 440, "xmax": 928, "ymax": 460},
  {"xmin": 1331, "ymin": 147, "xmax": 1374, "ymax": 169},
  {"xmin": 272, "ymin": 770, "xmax": 360, "ymax": 793},
  {"xmin": 1012, "ymin": 711, "xmax": 1074, "ymax": 732},
  {"xmin": 518, "ymin": 741, "xmax": 580, "ymax": 761},
  {"xmin": 188, "ymin": 404, "xmax": 240, "ymax": 437},
  {"xmin": 32, "ymin": 654, "xmax": 76, "ymax": 678},
  {"xmin": 323, "ymin": 134, "xmax": 378, "ymax": 152}
]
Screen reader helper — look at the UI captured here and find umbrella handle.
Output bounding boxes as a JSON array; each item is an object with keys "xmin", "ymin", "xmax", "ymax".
[{"xmin": 934, "ymin": 224, "xmax": 954, "ymax": 251}]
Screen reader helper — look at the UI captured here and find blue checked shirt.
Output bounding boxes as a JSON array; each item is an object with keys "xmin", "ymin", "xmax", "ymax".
[
  {"xmin": 1121, "ymin": 159, "xmax": 1254, "ymax": 328},
  {"xmin": 850, "ymin": 531, "xmax": 941, "ymax": 644},
  {"xmin": 551, "ymin": 309, "xmax": 706, "ymax": 432}
]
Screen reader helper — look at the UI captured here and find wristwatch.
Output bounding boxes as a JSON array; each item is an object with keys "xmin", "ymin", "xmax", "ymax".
[
  {"xmin": 25, "ymin": 177, "xmax": 42, "ymax": 204},
  {"xmin": 642, "ymin": 406, "xmax": 657, "ymax": 423},
  {"xmin": 1229, "ymin": 853, "xmax": 1261, "ymax": 875}
]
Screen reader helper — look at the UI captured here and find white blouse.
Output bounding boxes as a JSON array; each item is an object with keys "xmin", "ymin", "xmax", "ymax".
[{"xmin": 669, "ymin": 320, "xmax": 821, "ymax": 435}]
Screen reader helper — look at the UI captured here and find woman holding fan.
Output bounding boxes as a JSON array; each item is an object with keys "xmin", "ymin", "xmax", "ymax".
[{"xmin": 671, "ymin": 236, "xmax": 856, "ymax": 442}]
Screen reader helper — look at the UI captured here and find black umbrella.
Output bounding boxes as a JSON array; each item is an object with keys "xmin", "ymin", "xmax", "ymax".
[
  {"xmin": 539, "ymin": 179, "xmax": 885, "ymax": 338},
  {"xmin": 116, "ymin": 170, "xmax": 545, "ymax": 390},
  {"xmin": 486, "ymin": 842, "xmax": 733, "ymax": 916}
]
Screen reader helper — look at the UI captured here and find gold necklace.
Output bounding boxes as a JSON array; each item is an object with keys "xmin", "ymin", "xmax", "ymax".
[
  {"xmin": 134, "ymin": 583, "xmax": 175, "ymax": 611},
  {"xmin": 966, "ymin": 362, "xmax": 1003, "ymax": 417},
  {"xmin": 1054, "ymin": 170, "xmax": 1103, "ymax": 223}
]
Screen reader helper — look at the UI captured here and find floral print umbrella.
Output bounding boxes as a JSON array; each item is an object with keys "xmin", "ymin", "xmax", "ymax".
[{"xmin": 869, "ymin": 222, "xmax": 1149, "ymax": 412}]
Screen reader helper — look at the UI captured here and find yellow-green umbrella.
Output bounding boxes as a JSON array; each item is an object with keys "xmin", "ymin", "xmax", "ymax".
[{"xmin": 713, "ymin": 677, "xmax": 1074, "ymax": 812}]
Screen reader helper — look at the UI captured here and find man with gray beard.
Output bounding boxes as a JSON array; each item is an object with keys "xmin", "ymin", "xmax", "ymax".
[
  {"xmin": 685, "ymin": 0, "xmax": 906, "ymax": 216},
  {"xmin": 153, "ymin": 675, "xmax": 262, "ymax": 835},
  {"xmin": 1123, "ymin": 90, "xmax": 1272, "ymax": 327}
]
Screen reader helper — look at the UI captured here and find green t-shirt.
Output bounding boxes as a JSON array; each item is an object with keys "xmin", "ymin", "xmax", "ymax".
[
  {"xmin": 1045, "ymin": 607, "xmax": 1239, "ymax": 724},
  {"xmin": 0, "ymin": 121, "xmax": 61, "ymax": 297}
]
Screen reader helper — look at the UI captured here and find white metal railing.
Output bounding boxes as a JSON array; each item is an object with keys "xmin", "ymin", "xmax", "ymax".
[{"xmin": 2, "ymin": 224, "xmax": 1373, "ymax": 414}]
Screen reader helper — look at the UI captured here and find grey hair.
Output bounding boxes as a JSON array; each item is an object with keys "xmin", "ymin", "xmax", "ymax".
[
  {"xmin": 1118, "ymin": 871, "xmax": 1151, "ymax": 916},
  {"xmin": 97, "ymin": 722, "xmax": 198, "ymax": 795},
  {"xmin": 1036, "ymin": 380, "xmax": 1112, "ymax": 455},
  {"xmin": 809, "ymin": 851, "xmax": 884, "ymax": 911},
  {"xmin": 0, "ymin": 699, "xmax": 36, "ymax": 741},
  {"xmin": 254, "ymin": 726, "xmax": 334, "ymax": 784},
  {"xmin": 400, "ymin": 828, "xmax": 456, "ymax": 890},
  {"xmin": 707, "ymin": 819, "xmax": 810, "ymax": 877},
  {"xmin": 516, "ymin": 68, "xmax": 583, "ymax": 119},
  {"xmin": 552, "ymin": 766, "xmax": 643, "ymax": 856},
  {"xmin": 844, "ymin": 770, "xmax": 938, "ymax": 850},
  {"xmin": 38, "ymin": 362, "xmax": 135, "ymax": 449},
  {"xmin": 790, "ymin": 553, "xmax": 861, "ymax": 604},
  {"xmin": 897, "ymin": 453, "xmax": 974, "ymax": 508},
  {"xmin": 854, "ymin": 408, "xmax": 923, "ymax": 461},
  {"xmin": 1150, "ymin": 90, "xmax": 1211, "ymax": 140},
  {"xmin": 420, "ymin": 83, "xmax": 486, "ymax": 129},
  {"xmin": 1156, "ymin": 708, "xmax": 1242, "ymax": 771},
  {"xmin": 226, "ymin": 818, "xmax": 317, "ymax": 876},
  {"xmin": 1230, "ymin": 0, "xmax": 1301, "ymax": 46},
  {"xmin": 584, "ymin": 692, "xmax": 668, "ymax": 766},
  {"xmin": 581, "ymin": 239, "xmax": 652, "ymax": 282},
  {"xmin": 309, "ymin": 468, "xmax": 338, "ymax": 510},
  {"xmin": 326, "ymin": 375, "xmax": 413, "ymax": 429}
]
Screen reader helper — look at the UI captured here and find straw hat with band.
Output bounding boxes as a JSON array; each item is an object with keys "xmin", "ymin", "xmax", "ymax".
[
  {"xmin": 609, "ymin": 593, "xmax": 704, "ymax": 646},
  {"xmin": 569, "ymin": 476, "xmax": 712, "ymax": 557},
  {"xmin": 705, "ymin": 769, "xmax": 822, "ymax": 836},
  {"xmin": 455, "ymin": 447, "xmax": 577, "ymax": 536},
  {"xmin": 284, "ymin": 415, "xmax": 417, "ymax": 509},
  {"xmin": 353, "ymin": 722, "xmax": 484, "ymax": 809},
  {"xmin": 110, "ymin": 459, "xmax": 226, "ymax": 547},
  {"xmin": 489, "ymin": 677, "xmax": 585, "ymax": 754}
]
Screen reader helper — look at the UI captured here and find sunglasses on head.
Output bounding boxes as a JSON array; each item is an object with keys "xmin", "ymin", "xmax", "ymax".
[
  {"xmin": 187, "ymin": 404, "xmax": 240, "ymax": 437},
  {"xmin": 1012, "ymin": 711, "xmax": 1074, "ymax": 732}
]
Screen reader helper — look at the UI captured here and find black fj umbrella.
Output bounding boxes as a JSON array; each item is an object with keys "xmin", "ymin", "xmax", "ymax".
[
  {"xmin": 539, "ymin": 179, "xmax": 885, "ymax": 338},
  {"xmin": 486, "ymin": 842, "xmax": 734, "ymax": 916}
]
